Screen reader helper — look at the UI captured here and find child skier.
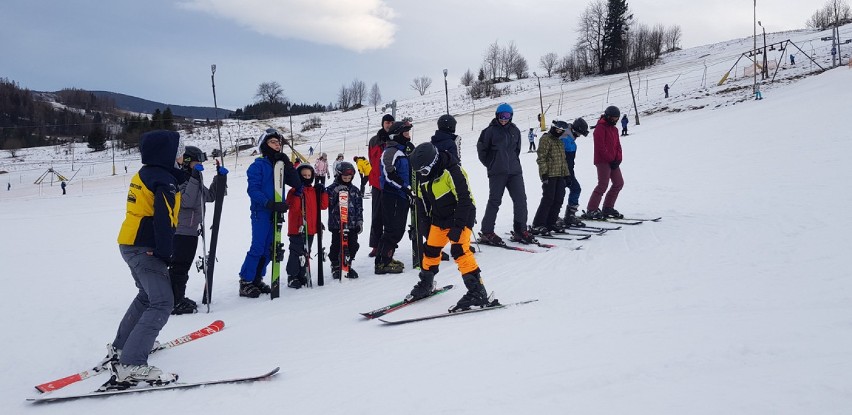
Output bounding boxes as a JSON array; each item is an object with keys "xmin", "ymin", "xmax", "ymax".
[
  {"xmin": 531, "ymin": 120, "xmax": 570, "ymax": 235},
  {"xmin": 558, "ymin": 118, "xmax": 590, "ymax": 228},
  {"xmin": 285, "ymin": 164, "xmax": 328, "ymax": 288},
  {"xmin": 407, "ymin": 142, "xmax": 498, "ymax": 312},
  {"xmin": 169, "ymin": 146, "xmax": 227, "ymax": 315},
  {"xmin": 326, "ymin": 161, "xmax": 364, "ymax": 279}
]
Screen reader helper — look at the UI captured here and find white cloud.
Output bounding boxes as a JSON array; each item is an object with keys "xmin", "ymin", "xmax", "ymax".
[{"xmin": 179, "ymin": 0, "xmax": 396, "ymax": 52}]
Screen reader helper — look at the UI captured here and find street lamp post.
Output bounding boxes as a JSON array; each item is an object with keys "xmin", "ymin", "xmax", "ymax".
[
  {"xmin": 758, "ymin": 21, "xmax": 768, "ymax": 80},
  {"xmin": 533, "ymin": 72, "xmax": 545, "ymax": 131},
  {"xmin": 753, "ymin": 0, "xmax": 757, "ymax": 97},
  {"xmin": 442, "ymin": 69, "xmax": 449, "ymax": 115}
]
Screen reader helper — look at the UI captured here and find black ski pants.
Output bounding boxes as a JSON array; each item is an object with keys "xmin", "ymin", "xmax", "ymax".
[
  {"xmin": 330, "ymin": 229, "xmax": 360, "ymax": 268},
  {"xmin": 369, "ymin": 187, "xmax": 383, "ymax": 248},
  {"xmin": 533, "ymin": 177, "xmax": 566, "ymax": 228},
  {"xmin": 480, "ymin": 173, "xmax": 528, "ymax": 234},
  {"xmin": 286, "ymin": 234, "xmax": 314, "ymax": 282},
  {"xmin": 169, "ymin": 234, "xmax": 198, "ymax": 301},
  {"xmin": 377, "ymin": 192, "xmax": 409, "ymax": 263}
]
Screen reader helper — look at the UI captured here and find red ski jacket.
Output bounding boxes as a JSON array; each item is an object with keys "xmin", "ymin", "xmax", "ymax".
[
  {"xmin": 592, "ymin": 116, "xmax": 622, "ymax": 165},
  {"xmin": 285, "ymin": 186, "xmax": 329, "ymax": 235}
]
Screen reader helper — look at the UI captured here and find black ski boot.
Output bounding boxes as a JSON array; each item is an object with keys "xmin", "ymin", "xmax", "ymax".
[
  {"xmin": 581, "ymin": 209, "xmax": 604, "ymax": 220},
  {"xmin": 449, "ymin": 272, "xmax": 491, "ymax": 312},
  {"xmin": 171, "ymin": 297, "xmax": 198, "ymax": 315},
  {"xmin": 602, "ymin": 207, "xmax": 624, "ymax": 219},
  {"xmin": 239, "ymin": 280, "xmax": 261, "ymax": 298},
  {"xmin": 510, "ymin": 226, "xmax": 539, "ymax": 244},
  {"xmin": 478, "ymin": 231, "xmax": 505, "ymax": 246},
  {"xmin": 347, "ymin": 267, "xmax": 359, "ymax": 279},
  {"xmin": 406, "ymin": 271, "xmax": 435, "ymax": 302},
  {"xmin": 253, "ymin": 277, "xmax": 272, "ymax": 294},
  {"xmin": 331, "ymin": 265, "xmax": 341, "ymax": 280}
]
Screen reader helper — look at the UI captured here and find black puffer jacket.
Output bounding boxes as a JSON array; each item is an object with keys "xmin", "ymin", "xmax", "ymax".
[{"xmin": 476, "ymin": 118, "xmax": 522, "ymax": 177}]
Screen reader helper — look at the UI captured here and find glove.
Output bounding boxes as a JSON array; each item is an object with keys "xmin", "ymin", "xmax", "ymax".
[
  {"xmin": 353, "ymin": 221, "xmax": 363, "ymax": 235},
  {"xmin": 609, "ymin": 160, "xmax": 621, "ymax": 170},
  {"xmin": 447, "ymin": 226, "xmax": 463, "ymax": 243},
  {"xmin": 403, "ymin": 186, "xmax": 415, "ymax": 199},
  {"xmin": 272, "ymin": 152, "xmax": 289, "ymax": 163},
  {"xmin": 217, "ymin": 166, "xmax": 229, "ymax": 175},
  {"xmin": 266, "ymin": 200, "xmax": 288, "ymax": 212},
  {"xmin": 194, "ymin": 164, "xmax": 205, "ymax": 172}
]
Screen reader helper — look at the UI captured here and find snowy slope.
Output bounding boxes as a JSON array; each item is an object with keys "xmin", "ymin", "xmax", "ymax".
[{"xmin": 2, "ymin": 25, "xmax": 852, "ymax": 414}]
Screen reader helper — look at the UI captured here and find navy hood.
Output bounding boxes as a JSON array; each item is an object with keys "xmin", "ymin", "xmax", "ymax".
[{"xmin": 140, "ymin": 130, "xmax": 181, "ymax": 168}]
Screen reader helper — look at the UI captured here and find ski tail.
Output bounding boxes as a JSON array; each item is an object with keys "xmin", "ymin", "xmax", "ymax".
[{"xmin": 34, "ymin": 320, "xmax": 225, "ymax": 393}]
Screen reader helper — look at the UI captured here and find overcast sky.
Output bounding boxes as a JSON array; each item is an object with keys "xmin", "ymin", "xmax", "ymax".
[{"xmin": 0, "ymin": 0, "xmax": 823, "ymax": 111}]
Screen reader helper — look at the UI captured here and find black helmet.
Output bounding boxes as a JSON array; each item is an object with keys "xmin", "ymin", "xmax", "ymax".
[
  {"xmin": 183, "ymin": 146, "xmax": 207, "ymax": 164},
  {"xmin": 437, "ymin": 114, "xmax": 457, "ymax": 134},
  {"xmin": 604, "ymin": 106, "xmax": 620, "ymax": 118},
  {"xmin": 571, "ymin": 118, "xmax": 589, "ymax": 137},
  {"xmin": 388, "ymin": 121, "xmax": 413, "ymax": 136},
  {"xmin": 334, "ymin": 161, "xmax": 356, "ymax": 178},
  {"xmin": 549, "ymin": 119, "xmax": 569, "ymax": 137},
  {"xmin": 411, "ymin": 142, "xmax": 440, "ymax": 177}
]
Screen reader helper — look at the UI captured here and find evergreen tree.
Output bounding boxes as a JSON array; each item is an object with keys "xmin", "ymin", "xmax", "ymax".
[
  {"xmin": 87, "ymin": 112, "xmax": 107, "ymax": 151},
  {"xmin": 163, "ymin": 107, "xmax": 175, "ymax": 130},
  {"xmin": 601, "ymin": 0, "xmax": 633, "ymax": 73},
  {"xmin": 151, "ymin": 109, "xmax": 163, "ymax": 129}
]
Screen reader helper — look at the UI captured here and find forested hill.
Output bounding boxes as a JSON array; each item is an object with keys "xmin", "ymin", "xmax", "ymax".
[{"xmin": 88, "ymin": 91, "xmax": 233, "ymax": 120}]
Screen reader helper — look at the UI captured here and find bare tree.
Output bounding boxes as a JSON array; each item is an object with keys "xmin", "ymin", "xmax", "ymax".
[
  {"xmin": 337, "ymin": 85, "xmax": 352, "ymax": 110},
  {"xmin": 663, "ymin": 25, "xmax": 682, "ymax": 52},
  {"xmin": 575, "ymin": 0, "xmax": 607, "ymax": 74},
  {"xmin": 410, "ymin": 76, "xmax": 433, "ymax": 96},
  {"xmin": 483, "ymin": 41, "xmax": 501, "ymax": 80},
  {"xmin": 368, "ymin": 83, "xmax": 382, "ymax": 111},
  {"xmin": 807, "ymin": 0, "xmax": 851, "ymax": 29},
  {"xmin": 539, "ymin": 52, "xmax": 559, "ymax": 77},
  {"xmin": 350, "ymin": 78, "xmax": 367, "ymax": 107},
  {"xmin": 254, "ymin": 81, "xmax": 286, "ymax": 105},
  {"xmin": 460, "ymin": 69, "xmax": 475, "ymax": 86},
  {"xmin": 512, "ymin": 55, "xmax": 529, "ymax": 79},
  {"xmin": 499, "ymin": 41, "xmax": 522, "ymax": 80}
]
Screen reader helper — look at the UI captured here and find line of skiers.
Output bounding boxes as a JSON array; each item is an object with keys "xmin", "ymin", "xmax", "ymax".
[{"xmin": 106, "ymin": 103, "xmax": 629, "ymax": 388}]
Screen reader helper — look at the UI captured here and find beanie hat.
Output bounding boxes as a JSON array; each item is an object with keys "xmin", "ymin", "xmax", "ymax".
[{"xmin": 382, "ymin": 114, "xmax": 395, "ymax": 123}]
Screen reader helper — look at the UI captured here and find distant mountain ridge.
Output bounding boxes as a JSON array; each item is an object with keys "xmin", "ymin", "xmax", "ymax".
[{"xmin": 88, "ymin": 90, "xmax": 233, "ymax": 120}]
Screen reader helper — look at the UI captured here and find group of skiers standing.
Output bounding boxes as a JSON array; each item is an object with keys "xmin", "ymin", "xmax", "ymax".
[
  {"xmin": 105, "ymin": 102, "xmax": 629, "ymax": 389},
  {"xmin": 477, "ymin": 102, "xmax": 627, "ymax": 243}
]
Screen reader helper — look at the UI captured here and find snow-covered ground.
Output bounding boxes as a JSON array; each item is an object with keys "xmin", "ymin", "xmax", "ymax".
[{"xmin": 2, "ymin": 25, "xmax": 851, "ymax": 414}]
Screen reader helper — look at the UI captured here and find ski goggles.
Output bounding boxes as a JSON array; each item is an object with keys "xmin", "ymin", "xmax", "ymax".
[
  {"xmin": 339, "ymin": 168, "xmax": 356, "ymax": 176},
  {"xmin": 416, "ymin": 153, "xmax": 440, "ymax": 177},
  {"xmin": 497, "ymin": 112, "xmax": 512, "ymax": 121}
]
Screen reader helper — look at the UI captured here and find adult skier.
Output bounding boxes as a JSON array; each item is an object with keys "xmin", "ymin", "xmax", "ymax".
[
  {"xmin": 108, "ymin": 130, "xmax": 186, "ymax": 389},
  {"xmin": 367, "ymin": 114, "xmax": 395, "ymax": 257},
  {"xmin": 475, "ymin": 103, "xmax": 536, "ymax": 245},
  {"xmin": 376, "ymin": 120, "xmax": 413, "ymax": 274},
  {"xmin": 238, "ymin": 129, "xmax": 301, "ymax": 298},
  {"xmin": 582, "ymin": 106, "xmax": 625, "ymax": 220}
]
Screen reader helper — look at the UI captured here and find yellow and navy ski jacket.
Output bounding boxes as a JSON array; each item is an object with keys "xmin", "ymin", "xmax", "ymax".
[
  {"xmin": 417, "ymin": 153, "xmax": 476, "ymax": 229},
  {"xmin": 117, "ymin": 130, "xmax": 185, "ymax": 261}
]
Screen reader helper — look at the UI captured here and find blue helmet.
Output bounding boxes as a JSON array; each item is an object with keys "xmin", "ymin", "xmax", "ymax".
[{"xmin": 495, "ymin": 103, "xmax": 513, "ymax": 116}]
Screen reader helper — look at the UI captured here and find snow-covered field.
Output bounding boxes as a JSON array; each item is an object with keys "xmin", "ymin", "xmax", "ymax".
[{"xmin": 2, "ymin": 25, "xmax": 851, "ymax": 414}]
